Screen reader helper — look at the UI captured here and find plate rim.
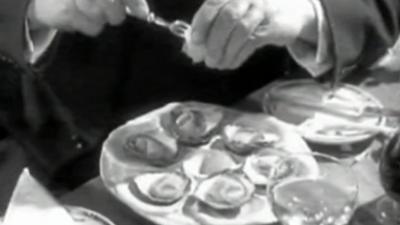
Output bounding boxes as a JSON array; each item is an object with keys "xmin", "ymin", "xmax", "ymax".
[{"xmin": 65, "ymin": 205, "xmax": 116, "ymax": 225}]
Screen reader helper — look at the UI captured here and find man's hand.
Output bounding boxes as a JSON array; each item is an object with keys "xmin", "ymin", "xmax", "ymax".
[
  {"xmin": 184, "ymin": 0, "xmax": 317, "ymax": 70},
  {"xmin": 27, "ymin": 0, "xmax": 149, "ymax": 36}
]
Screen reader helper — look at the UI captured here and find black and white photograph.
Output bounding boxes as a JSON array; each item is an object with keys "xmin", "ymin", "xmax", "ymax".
[{"xmin": 0, "ymin": 0, "xmax": 399, "ymax": 224}]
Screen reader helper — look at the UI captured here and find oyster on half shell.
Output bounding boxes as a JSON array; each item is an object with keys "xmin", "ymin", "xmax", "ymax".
[
  {"xmin": 104, "ymin": 121, "xmax": 181, "ymax": 168},
  {"xmin": 124, "ymin": 134, "xmax": 178, "ymax": 166},
  {"xmin": 243, "ymin": 151, "xmax": 283, "ymax": 185},
  {"xmin": 123, "ymin": 131, "xmax": 179, "ymax": 167},
  {"xmin": 271, "ymin": 155, "xmax": 319, "ymax": 181},
  {"xmin": 128, "ymin": 172, "xmax": 190, "ymax": 206},
  {"xmin": 182, "ymin": 149, "xmax": 240, "ymax": 179},
  {"xmin": 222, "ymin": 124, "xmax": 280, "ymax": 155},
  {"xmin": 161, "ymin": 104, "xmax": 223, "ymax": 145},
  {"xmin": 194, "ymin": 172, "xmax": 255, "ymax": 210},
  {"xmin": 244, "ymin": 150, "xmax": 319, "ymax": 186}
]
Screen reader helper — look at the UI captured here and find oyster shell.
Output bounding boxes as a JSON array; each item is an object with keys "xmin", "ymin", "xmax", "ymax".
[
  {"xmin": 105, "ymin": 120, "xmax": 182, "ymax": 167},
  {"xmin": 222, "ymin": 124, "xmax": 280, "ymax": 155},
  {"xmin": 183, "ymin": 194, "xmax": 276, "ymax": 225},
  {"xmin": 182, "ymin": 149, "xmax": 240, "ymax": 179},
  {"xmin": 270, "ymin": 155, "xmax": 319, "ymax": 181},
  {"xmin": 128, "ymin": 172, "xmax": 190, "ymax": 205},
  {"xmin": 194, "ymin": 172, "xmax": 255, "ymax": 210},
  {"xmin": 123, "ymin": 132, "xmax": 179, "ymax": 167},
  {"xmin": 245, "ymin": 149, "xmax": 319, "ymax": 186},
  {"xmin": 161, "ymin": 104, "xmax": 223, "ymax": 145},
  {"xmin": 243, "ymin": 150, "xmax": 283, "ymax": 185}
]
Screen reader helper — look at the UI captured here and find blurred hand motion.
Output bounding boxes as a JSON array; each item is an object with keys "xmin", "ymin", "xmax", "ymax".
[
  {"xmin": 27, "ymin": 0, "xmax": 149, "ymax": 36},
  {"xmin": 184, "ymin": 0, "xmax": 317, "ymax": 70}
]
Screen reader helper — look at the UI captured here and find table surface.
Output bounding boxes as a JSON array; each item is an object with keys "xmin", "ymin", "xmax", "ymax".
[{"xmin": 61, "ymin": 70, "xmax": 400, "ymax": 225}]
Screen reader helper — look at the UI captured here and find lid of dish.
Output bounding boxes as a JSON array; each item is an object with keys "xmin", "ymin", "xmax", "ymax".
[{"xmin": 262, "ymin": 79, "xmax": 385, "ymax": 144}]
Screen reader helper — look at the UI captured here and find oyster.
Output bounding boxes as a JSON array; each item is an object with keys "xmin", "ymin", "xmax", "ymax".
[
  {"xmin": 123, "ymin": 133, "xmax": 179, "ymax": 167},
  {"xmin": 243, "ymin": 151, "xmax": 283, "ymax": 185},
  {"xmin": 182, "ymin": 149, "xmax": 239, "ymax": 179},
  {"xmin": 128, "ymin": 172, "xmax": 190, "ymax": 205},
  {"xmin": 161, "ymin": 104, "xmax": 223, "ymax": 145},
  {"xmin": 194, "ymin": 172, "xmax": 255, "ymax": 210},
  {"xmin": 245, "ymin": 150, "xmax": 319, "ymax": 186},
  {"xmin": 270, "ymin": 155, "xmax": 319, "ymax": 181},
  {"xmin": 222, "ymin": 124, "xmax": 280, "ymax": 155},
  {"xmin": 104, "ymin": 122, "xmax": 180, "ymax": 167}
]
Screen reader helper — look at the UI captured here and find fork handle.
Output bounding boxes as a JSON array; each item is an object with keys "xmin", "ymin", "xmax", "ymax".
[
  {"xmin": 146, "ymin": 12, "xmax": 170, "ymax": 28},
  {"xmin": 145, "ymin": 12, "xmax": 190, "ymax": 39}
]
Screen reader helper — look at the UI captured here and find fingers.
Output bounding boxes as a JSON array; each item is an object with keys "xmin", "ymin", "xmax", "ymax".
[
  {"xmin": 227, "ymin": 31, "xmax": 275, "ymax": 69},
  {"xmin": 228, "ymin": 39, "xmax": 261, "ymax": 69},
  {"xmin": 70, "ymin": 11, "xmax": 104, "ymax": 36},
  {"xmin": 100, "ymin": 0, "xmax": 126, "ymax": 25},
  {"xmin": 74, "ymin": 0, "xmax": 107, "ymax": 25},
  {"xmin": 188, "ymin": 0, "xmax": 268, "ymax": 70},
  {"xmin": 190, "ymin": 0, "xmax": 231, "ymax": 46},
  {"xmin": 182, "ymin": 42, "xmax": 206, "ymax": 63},
  {"xmin": 74, "ymin": 0, "xmax": 126, "ymax": 27},
  {"xmin": 218, "ymin": 2, "xmax": 264, "ymax": 69},
  {"xmin": 252, "ymin": 23, "xmax": 292, "ymax": 46},
  {"xmin": 123, "ymin": 0, "xmax": 149, "ymax": 20},
  {"xmin": 185, "ymin": 0, "xmax": 230, "ymax": 63},
  {"xmin": 205, "ymin": 0, "xmax": 250, "ymax": 67},
  {"xmin": 69, "ymin": 0, "xmax": 103, "ymax": 36},
  {"xmin": 71, "ymin": 0, "xmax": 129, "ymax": 36}
]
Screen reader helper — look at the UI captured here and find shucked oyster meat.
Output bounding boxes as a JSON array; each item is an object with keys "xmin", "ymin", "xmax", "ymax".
[
  {"xmin": 182, "ymin": 149, "xmax": 240, "ymax": 179},
  {"xmin": 222, "ymin": 124, "xmax": 280, "ymax": 155},
  {"xmin": 194, "ymin": 172, "xmax": 255, "ymax": 210},
  {"xmin": 243, "ymin": 151, "xmax": 282, "ymax": 186},
  {"xmin": 128, "ymin": 172, "xmax": 190, "ymax": 205},
  {"xmin": 104, "ymin": 122, "xmax": 180, "ymax": 168},
  {"xmin": 270, "ymin": 155, "xmax": 319, "ymax": 181},
  {"xmin": 245, "ymin": 149, "xmax": 319, "ymax": 186},
  {"xmin": 123, "ymin": 132, "xmax": 179, "ymax": 167},
  {"xmin": 161, "ymin": 104, "xmax": 223, "ymax": 145}
]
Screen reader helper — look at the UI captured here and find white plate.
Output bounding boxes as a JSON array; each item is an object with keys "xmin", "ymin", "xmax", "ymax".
[
  {"xmin": 66, "ymin": 205, "xmax": 115, "ymax": 225},
  {"xmin": 262, "ymin": 79, "xmax": 386, "ymax": 145},
  {"xmin": 99, "ymin": 102, "xmax": 316, "ymax": 225}
]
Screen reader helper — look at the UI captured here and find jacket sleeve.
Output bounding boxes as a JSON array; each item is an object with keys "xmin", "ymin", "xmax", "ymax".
[
  {"xmin": 0, "ymin": 0, "xmax": 95, "ymax": 185},
  {"xmin": 320, "ymin": 0, "xmax": 400, "ymax": 81},
  {"xmin": 0, "ymin": 58, "xmax": 95, "ymax": 176},
  {"xmin": 0, "ymin": 0, "xmax": 31, "ymax": 65}
]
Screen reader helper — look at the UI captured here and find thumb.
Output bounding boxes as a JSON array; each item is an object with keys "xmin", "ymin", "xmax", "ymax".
[
  {"xmin": 123, "ymin": 0, "xmax": 149, "ymax": 20},
  {"xmin": 182, "ymin": 41, "xmax": 206, "ymax": 64},
  {"xmin": 252, "ymin": 24, "xmax": 296, "ymax": 46}
]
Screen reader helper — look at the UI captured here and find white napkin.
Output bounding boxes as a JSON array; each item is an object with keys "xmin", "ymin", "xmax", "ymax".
[{"xmin": 2, "ymin": 168, "xmax": 76, "ymax": 225}]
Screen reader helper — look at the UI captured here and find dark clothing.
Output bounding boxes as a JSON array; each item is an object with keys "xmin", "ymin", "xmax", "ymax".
[{"xmin": 320, "ymin": 0, "xmax": 400, "ymax": 80}]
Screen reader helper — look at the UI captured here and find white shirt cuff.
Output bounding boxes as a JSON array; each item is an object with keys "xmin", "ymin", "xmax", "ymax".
[
  {"xmin": 25, "ymin": 20, "xmax": 57, "ymax": 64},
  {"xmin": 287, "ymin": 0, "xmax": 333, "ymax": 77}
]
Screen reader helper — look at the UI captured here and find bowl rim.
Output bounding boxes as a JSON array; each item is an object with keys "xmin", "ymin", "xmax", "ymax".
[{"xmin": 262, "ymin": 79, "xmax": 386, "ymax": 145}]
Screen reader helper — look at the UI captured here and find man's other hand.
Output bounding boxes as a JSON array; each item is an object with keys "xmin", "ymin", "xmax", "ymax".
[
  {"xmin": 27, "ymin": 0, "xmax": 149, "ymax": 36},
  {"xmin": 184, "ymin": 0, "xmax": 317, "ymax": 70}
]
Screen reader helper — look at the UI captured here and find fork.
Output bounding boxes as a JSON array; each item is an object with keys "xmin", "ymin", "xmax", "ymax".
[
  {"xmin": 125, "ymin": 6, "xmax": 191, "ymax": 39},
  {"xmin": 145, "ymin": 12, "xmax": 191, "ymax": 39}
]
